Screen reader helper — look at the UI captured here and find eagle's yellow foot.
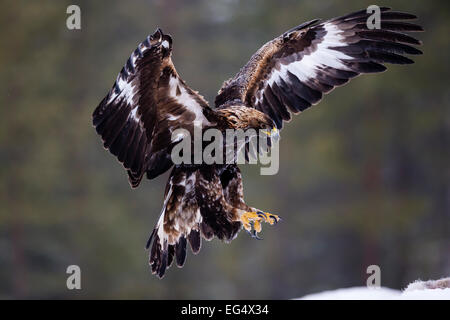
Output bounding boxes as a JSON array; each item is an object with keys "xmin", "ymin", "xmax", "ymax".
[
  {"xmin": 256, "ymin": 211, "xmax": 281, "ymax": 225},
  {"xmin": 240, "ymin": 211, "xmax": 281, "ymax": 239}
]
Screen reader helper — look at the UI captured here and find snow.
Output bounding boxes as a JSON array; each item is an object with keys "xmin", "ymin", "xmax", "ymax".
[
  {"xmin": 299, "ymin": 287, "xmax": 401, "ymax": 300},
  {"xmin": 297, "ymin": 278, "xmax": 450, "ymax": 300},
  {"xmin": 401, "ymin": 288, "xmax": 450, "ymax": 300}
]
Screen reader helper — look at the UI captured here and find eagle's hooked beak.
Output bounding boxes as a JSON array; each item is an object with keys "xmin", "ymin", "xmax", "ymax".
[
  {"xmin": 262, "ymin": 126, "xmax": 279, "ymax": 141},
  {"xmin": 262, "ymin": 126, "xmax": 278, "ymax": 136}
]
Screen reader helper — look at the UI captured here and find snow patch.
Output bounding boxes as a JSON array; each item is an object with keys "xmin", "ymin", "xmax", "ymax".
[{"xmin": 297, "ymin": 283, "xmax": 450, "ymax": 300}]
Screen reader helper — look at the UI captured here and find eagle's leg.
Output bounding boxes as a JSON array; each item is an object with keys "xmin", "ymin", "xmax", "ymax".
[
  {"xmin": 240, "ymin": 210, "xmax": 281, "ymax": 239},
  {"xmin": 220, "ymin": 164, "xmax": 281, "ymax": 239}
]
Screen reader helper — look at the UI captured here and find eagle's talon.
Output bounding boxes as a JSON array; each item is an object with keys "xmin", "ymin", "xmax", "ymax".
[
  {"xmin": 253, "ymin": 220, "xmax": 262, "ymax": 233},
  {"xmin": 256, "ymin": 211, "xmax": 267, "ymax": 219},
  {"xmin": 243, "ymin": 222, "xmax": 252, "ymax": 233},
  {"xmin": 249, "ymin": 226, "xmax": 263, "ymax": 240},
  {"xmin": 269, "ymin": 215, "xmax": 278, "ymax": 224},
  {"xmin": 253, "ymin": 232, "xmax": 263, "ymax": 240},
  {"xmin": 265, "ymin": 213, "xmax": 280, "ymax": 224},
  {"xmin": 240, "ymin": 211, "xmax": 278, "ymax": 238}
]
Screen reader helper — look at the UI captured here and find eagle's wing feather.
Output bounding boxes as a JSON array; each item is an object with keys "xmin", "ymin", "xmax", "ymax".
[
  {"xmin": 215, "ymin": 7, "xmax": 423, "ymax": 128},
  {"xmin": 93, "ymin": 29, "xmax": 211, "ymax": 187}
]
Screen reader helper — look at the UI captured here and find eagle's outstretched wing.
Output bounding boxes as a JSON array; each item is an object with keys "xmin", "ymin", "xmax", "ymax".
[
  {"xmin": 215, "ymin": 7, "xmax": 423, "ymax": 129},
  {"xmin": 93, "ymin": 29, "xmax": 212, "ymax": 187}
]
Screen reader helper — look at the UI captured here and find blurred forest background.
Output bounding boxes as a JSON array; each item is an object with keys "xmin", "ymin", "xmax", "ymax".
[{"xmin": 0, "ymin": 0, "xmax": 449, "ymax": 299}]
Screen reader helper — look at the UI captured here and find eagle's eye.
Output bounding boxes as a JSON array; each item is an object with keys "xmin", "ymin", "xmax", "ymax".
[{"xmin": 228, "ymin": 116, "xmax": 238, "ymax": 125}]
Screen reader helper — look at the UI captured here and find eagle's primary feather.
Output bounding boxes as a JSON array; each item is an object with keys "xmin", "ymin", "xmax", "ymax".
[{"xmin": 92, "ymin": 8, "xmax": 422, "ymax": 278}]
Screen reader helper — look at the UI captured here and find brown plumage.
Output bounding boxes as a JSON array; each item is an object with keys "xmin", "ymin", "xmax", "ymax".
[{"xmin": 92, "ymin": 8, "xmax": 423, "ymax": 278}]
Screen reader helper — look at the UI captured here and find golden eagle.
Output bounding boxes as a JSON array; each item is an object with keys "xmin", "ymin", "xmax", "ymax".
[{"xmin": 92, "ymin": 7, "xmax": 422, "ymax": 278}]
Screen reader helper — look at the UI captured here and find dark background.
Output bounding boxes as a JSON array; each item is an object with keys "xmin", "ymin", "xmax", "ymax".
[{"xmin": 1, "ymin": 0, "xmax": 448, "ymax": 299}]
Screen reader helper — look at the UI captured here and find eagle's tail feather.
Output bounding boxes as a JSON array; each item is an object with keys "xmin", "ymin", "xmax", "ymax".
[
  {"xmin": 175, "ymin": 236, "xmax": 187, "ymax": 266},
  {"xmin": 147, "ymin": 222, "xmax": 201, "ymax": 278},
  {"xmin": 188, "ymin": 229, "xmax": 201, "ymax": 254},
  {"xmin": 146, "ymin": 167, "xmax": 206, "ymax": 278}
]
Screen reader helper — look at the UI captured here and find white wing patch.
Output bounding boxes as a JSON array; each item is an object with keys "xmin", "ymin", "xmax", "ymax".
[
  {"xmin": 106, "ymin": 36, "xmax": 154, "ymax": 105},
  {"xmin": 130, "ymin": 105, "xmax": 140, "ymax": 122},
  {"xmin": 168, "ymin": 76, "xmax": 211, "ymax": 127},
  {"xmin": 260, "ymin": 22, "xmax": 354, "ymax": 105},
  {"xmin": 108, "ymin": 75, "xmax": 137, "ymax": 105}
]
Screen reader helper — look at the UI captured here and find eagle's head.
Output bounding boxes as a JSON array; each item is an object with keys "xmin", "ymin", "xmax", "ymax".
[{"xmin": 217, "ymin": 105, "xmax": 278, "ymax": 137}]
